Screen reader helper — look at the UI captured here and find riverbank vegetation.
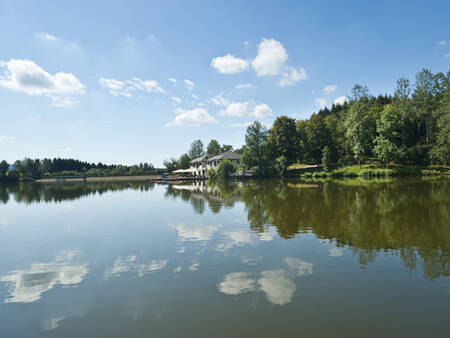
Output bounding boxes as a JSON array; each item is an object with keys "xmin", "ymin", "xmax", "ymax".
[
  {"xmin": 239, "ymin": 69, "xmax": 449, "ymax": 177},
  {"xmin": 0, "ymin": 158, "xmax": 161, "ymax": 181}
]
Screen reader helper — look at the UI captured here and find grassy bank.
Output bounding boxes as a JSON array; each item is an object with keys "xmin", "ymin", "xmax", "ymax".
[{"xmin": 296, "ymin": 164, "xmax": 450, "ymax": 179}]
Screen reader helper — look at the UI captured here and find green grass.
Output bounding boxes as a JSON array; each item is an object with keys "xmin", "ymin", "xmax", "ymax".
[{"xmin": 298, "ymin": 164, "xmax": 449, "ymax": 179}]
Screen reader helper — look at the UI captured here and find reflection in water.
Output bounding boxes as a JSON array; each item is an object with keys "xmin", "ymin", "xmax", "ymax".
[
  {"xmin": 218, "ymin": 257, "xmax": 314, "ymax": 305},
  {"xmin": 42, "ymin": 316, "xmax": 66, "ymax": 331},
  {"xmin": 170, "ymin": 179, "xmax": 449, "ymax": 280},
  {"xmin": 174, "ymin": 223, "xmax": 221, "ymax": 242},
  {"xmin": 218, "ymin": 272, "xmax": 256, "ymax": 295},
  {"xmin": 0, "ymin": 181, "xmax": 155, "ymax": 205},
  {"xmin": 1, "ymin": 178, "xmax": 449, "ymax": 281},
  {"xmin": 104, "ymin": 255, "xmax": 168, "ymax": 279},
  {"xmin": 258, "ymin": 270, "xmax": 296, "ymax": 305},
  {"xmin": 0, "ymin": 250, "xmax": 88, "ymax": 303}
]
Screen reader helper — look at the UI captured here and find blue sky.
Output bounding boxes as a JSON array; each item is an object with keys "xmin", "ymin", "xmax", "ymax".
[{"xmin": 0, "ymin": 0, "xmax": 449, "ymax": 166}]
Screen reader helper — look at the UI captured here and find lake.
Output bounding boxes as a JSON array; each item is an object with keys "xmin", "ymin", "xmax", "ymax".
[{"xmin": 0, "ymin": 178, "xmax": 449, "ymax": 338}]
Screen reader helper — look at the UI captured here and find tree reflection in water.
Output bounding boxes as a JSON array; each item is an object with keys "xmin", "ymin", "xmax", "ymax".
[{"xmin": 0, "ymin": 178, "xmax": 448, "ymax": 279}]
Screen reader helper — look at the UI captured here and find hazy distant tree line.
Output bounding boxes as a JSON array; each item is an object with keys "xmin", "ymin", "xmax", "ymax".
[
  {"xmin": 240, "ymin": 69, "xmax": 449, "ymax": 177},
  {"xmin": 0, "ymin": 157, "xmax": 156, "ymax": 181}
]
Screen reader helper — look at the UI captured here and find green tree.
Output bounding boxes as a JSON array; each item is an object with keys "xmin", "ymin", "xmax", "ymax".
[
  {"xmin": 163, "ymin": 158, "xmax": 179, "ymax": 172},
  {"xmin": 220, "ymin": 144, "xmax": 233, "ymax": 153},
  {"xmin": 216, "ymin": 159, "xmax": 234, "ymax": 180},
  {"xmin": 188, "ymin": 140, "xmax": 204, "ymax": 159},
  {"xmin": 242, "ymin": 121, "xmax": 270, "ymax": 176},
  {"xmin": 206, "ymin": 139, "xmax": 221, "ymax": 155},
  {"xmin": 267, "ymin": 116, "xmax": 299, "ymax": 165},
  {"xmin": 344, "ymin": 89, "xmax": 375, "ymax": 166},
  {"xmin": 321, "ymin": 146, "xmax": 331, "ymax": 171},
  {"xmin": 178, "ymin": 153, "xmax": 191, "ymax": 169},
  {"xmin": 0, "ymin": 160, "xmax": 8, "ymax": 177},
  {"xmin": 374, "ymin": 105, "xmax": 405, "ymax": 168}
]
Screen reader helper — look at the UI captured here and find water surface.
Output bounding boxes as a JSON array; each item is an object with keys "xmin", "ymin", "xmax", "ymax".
[{"xmin": 0, "ymin": 178, "xmax": 449, "ymax": 337}]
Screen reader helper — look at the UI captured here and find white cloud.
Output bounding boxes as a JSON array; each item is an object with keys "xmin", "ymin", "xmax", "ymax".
[
  {"xmin": 259, "ymin": 227, "xmax": 277, "ymax": 241},
  {"xmin": 323, "ymin": 84, "xmax": 337, "ymax": 94},
  {"xmin": 219, "ymin": 101, "xmax": 272, "ymax": 118},
  {"xmin": 257, "ymin": 270, "xmax": 296, "ymax": 305},
  {"xmin": 167, "ymin": 108, "xmax": 218, "ymax": 127},
  {"xmin": 172, "ymin": 96, "xmax": 181, "ymax": 104},
  {"xmin": 0, "ymin": 136, "xmax": 9, "ymax": 142},
  {"xmin": 168, "ymin": 77, "xmax": 177, "ymax": 84},
  {"xmin": 211, "ymin": 94, "xmax": 230, "ymax": 107},
  {"xmin": 175, "ymin": 223, "xmax": 220, "ymax": 241},
  {"xmin": 437, "ymin": 40, "xmax": 447, "ymax": 46},
  {"xmin": 251, "ymin": 103, "xmax": 272, "ymax": 118},
  {"xmin": 211, "ymin": 54, "xmax": 249, "ymax": 74},
  {"xmin": 192, "ymin": 94, "xmax": 200, "ymax": 100},
  {"xmin": 42, "ymin": 316, "xmax": 66, "ymax": 331},
  {"xmin": 99, "ymin": 76, "xmax": 165, "ymax": 97},
  {"xmin": 315, "ymin": 97, "xmax": 327, "ymax": 108},
  {"xmin": 219, "ymin": 101, "xmax": 250, "ymax": 117},
  {"xmin": 333, "ymin": 96, "xmax": 348, "ymax": 105},
  {"xmin": 235, "ymin": 83, "xmax": 255, "ymax": 90},
  {"xmin": 252, "ymin": 38, "xmax": 288, "ymax": 76},
  {"xmin": 35, "ymin": 32, "xmax": 58, "ymax": 42},
  {"xmin": 0, "ymin": 59, "xmax": 85, "ymax": 97},
  {"xmin": 278, "ymin": 66, "xmax": 306, "ymax": 87},
  {"xmin": 184, "ymin": 79, "xmax": 195, "ymax": 91},
  {"xmin": 0, "ymin": 250, "xmax": 88, "ymax": 303},
  {"xmin": 445, "ymin": 53, "xmax": 450, "ymax": 58},
  {"xmin": 218, "ymin": 272, "xmax": 256, "ymax": 295}
]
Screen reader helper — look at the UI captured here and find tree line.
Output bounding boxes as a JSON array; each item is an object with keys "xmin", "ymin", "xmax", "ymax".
[
  {"xmin": 240, "ymin": 69, "xmax": 449, "ymax": 177},
  {"xmin": 0, "ymin": 158, "xmax": 156, "ymax": 182}
]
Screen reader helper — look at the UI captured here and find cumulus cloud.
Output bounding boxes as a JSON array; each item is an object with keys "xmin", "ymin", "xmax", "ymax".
[
  {"xmin": 219, "ymin": 101, "xmax": 250, "ymax": 117},
  {"xmin": 0, "ymin": 59, "xmax": 85, "ymax": 107},
  {"xmin": 252, "ymin": 103, "xmax": 272, "ymax": 118},
  {"xmin": 333, "ymin": 96, "xmax": 348, "ymax": 105},
  {"xmin": 168, "ymin": 77, "xmax": 177, "ymax": 84},
  {"xmin": 278, "ymin": 66, "xmax": 306, "ymax": 87},
  {"xmin": 184, "ymin": 79, "xmax": 195, "ymax": 91},
  {"xmin": 211, "ymin": 54, "xmax": 249, "ymax": 74},
  {"xmin": 437, "ymin": 40, "xmax": 447, "ymax": 46},
  {"xmin": 172, "ymin": 96, "xmax": 181, "ymax": 104},
  {"xmin": 235, "ymin": 83, "xmax": 255, "ymax": 90},
  {"xmin": 0, "ymin": 59, "xmax": 85, "ymax": 96},
  {"xmin": 252, "ymin": 38, "xmax": 288, "ymax": 76},
  {"xmin": 211, "ymin": 94, "xmax": 230, "ymax": 107},
  {"xmin": 329, "ymin": 247, "xmax": 343, "ymax": 257},
  {"xmin": 315, "ymin": 97, "xmax": 327, "ymax": 108},
  {"xmin": 167, "ymin": 108, "xmax": 218, "ymax": 127},
  {"xmin": 99, "ymin": 76, "xmax": 165, "ymax": 97},
  {"xmin": 219, "ymin": 101, "xmax": 272, "ymax": 118},
  {"xmin": 323, "ymin": 84, "xmax": 337, "ymax": 94}
]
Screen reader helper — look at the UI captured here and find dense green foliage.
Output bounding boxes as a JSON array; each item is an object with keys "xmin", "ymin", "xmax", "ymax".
[
  {"xmin": 241, "ymin": 69, "xmax": 449, "ymax": 177},
  {"xmin": 0, "ymin": 158, "xmax": 157, "ymax": 180}
]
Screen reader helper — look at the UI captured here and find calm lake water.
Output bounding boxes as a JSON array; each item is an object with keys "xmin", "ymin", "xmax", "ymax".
[{"xmin": 0, "ymin": 178, "xmax": 449, "ymax": 338}]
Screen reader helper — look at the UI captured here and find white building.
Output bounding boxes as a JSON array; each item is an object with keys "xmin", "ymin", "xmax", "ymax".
[{"xmin": 189, "ymin": 151, "xmax": 241, "ymax": 177}]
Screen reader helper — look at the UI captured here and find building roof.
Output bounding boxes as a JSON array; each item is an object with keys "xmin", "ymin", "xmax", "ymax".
[
  {"xmin": 207, "ymin": 151, "xmax": 241, "ymax": 162},
  {"xmin": 190, "ymin": 153, "xmax": 212, "ymax": 163}
]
